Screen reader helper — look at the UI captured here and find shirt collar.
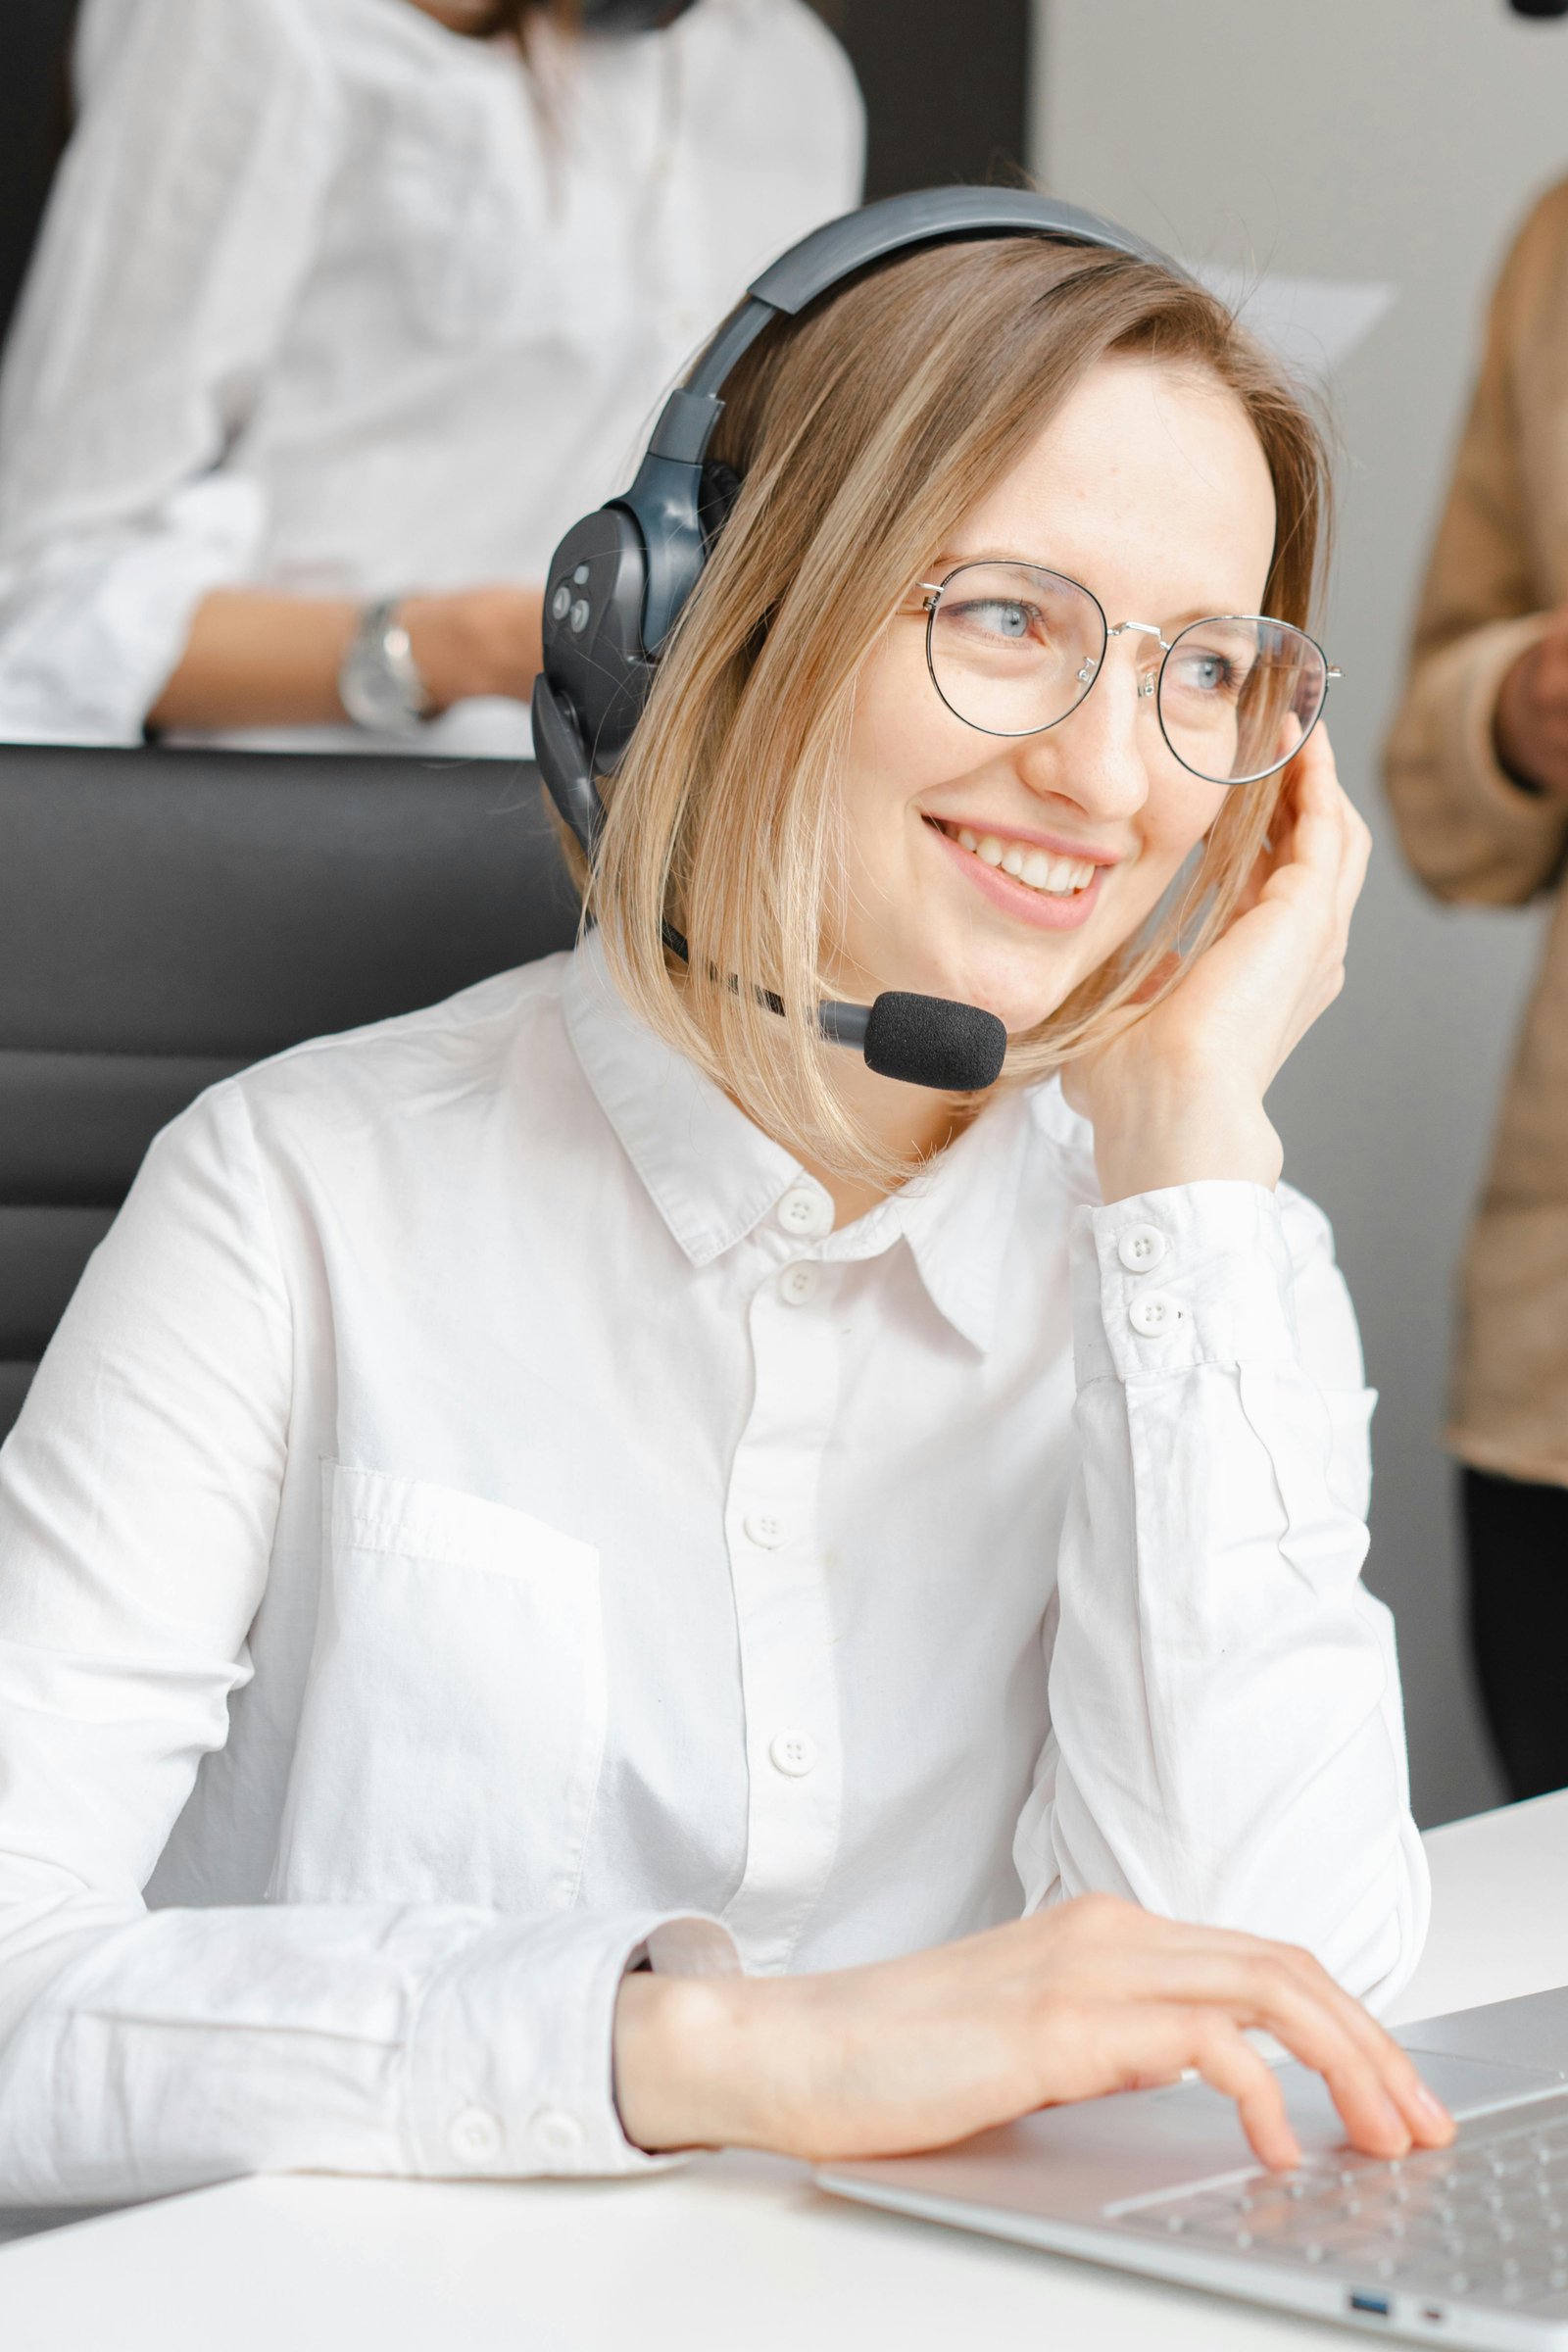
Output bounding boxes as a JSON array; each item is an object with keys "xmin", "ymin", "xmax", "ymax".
[
  {"xmin": 562, "ymin": 931, "xmax": 801, "ymax": 1266},
  {"xmin": 560, "ymin": 932, "xmax": 1038, "ymax": 1352}
]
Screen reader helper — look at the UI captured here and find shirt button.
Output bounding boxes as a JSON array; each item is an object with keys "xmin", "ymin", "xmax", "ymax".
[
  {"xmin": 769, "ymin": 1729, "xmax": 818, "ymax": 1778},
  {"xmin": 448, "ymin": 2106, "xmax": 505, "ymax": 2166},
  {"xmin": 1128, "ymin": 1290, "xmax": 1185, "ymax": 1338},
  {"xmin": 777, "ymin": 1184, "xmax": 833, "ymax": 1240},
  {"xmin": 779, "ymin": 1261, "xmax": 820, "ymax": 1306},
  {"xmin": 530, "ymin": 2107, "xmax": 586, "ymax": 2161},
  {"xmin": 1118, "ymin": 1223, "xmax": 1167, "ymax": 1273},
  {"xmin": 743, "ymin": 1508, "xmax": 787, "ymax": 1549}
]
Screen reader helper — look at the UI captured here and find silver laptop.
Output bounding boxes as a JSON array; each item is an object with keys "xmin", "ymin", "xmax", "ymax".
[{"xmin": 817, "ymin": 1984, "xmax": 1568, "ymax": 2348}]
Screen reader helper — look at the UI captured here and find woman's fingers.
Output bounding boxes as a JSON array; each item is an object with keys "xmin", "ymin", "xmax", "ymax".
[
  {"xmin": 1061, "ymin": 1909, "xmax": 1450, "ymax": 2158},
  {"xmin": 1184, "ymin": 2009, "xmax": 1303, "ymax": 2171}
]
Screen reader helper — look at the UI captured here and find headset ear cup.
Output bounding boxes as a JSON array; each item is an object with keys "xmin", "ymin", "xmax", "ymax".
[{"xmin": 698, "ymin": 461, "xmax": 743, "ymax": 559}]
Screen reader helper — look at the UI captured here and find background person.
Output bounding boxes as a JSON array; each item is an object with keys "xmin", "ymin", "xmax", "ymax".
[
  {"xmin": 0, "ymin": 219, "xmax": 1448, "ymax": 2199},
  {"xmin": 0, "ymin": 0, "xmax": 861, "ymax": 753},
  {"xmin": 1385, "ymin": 180, "xmax": 1568, "ymax": 1804}
]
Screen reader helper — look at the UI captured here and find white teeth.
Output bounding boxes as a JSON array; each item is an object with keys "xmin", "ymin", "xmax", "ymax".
[{"xmin": 944, "ymin": 824, "xmax": 1098, "ymax": 896}]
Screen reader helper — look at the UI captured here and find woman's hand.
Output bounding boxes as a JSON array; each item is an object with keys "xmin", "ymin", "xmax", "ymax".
[
  {"xmin": 1065, "ymin": 725, "xmax": 1372, "ymax": 1203},
  {"xmin": 613, "ymin": 1893, "xmax": 1452, "ymax": 2172}
]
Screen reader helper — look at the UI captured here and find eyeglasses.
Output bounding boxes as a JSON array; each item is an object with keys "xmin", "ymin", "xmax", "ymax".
[{"xmin": 918, "ymin": 561, "xmax": 1340, "ymax": 788}]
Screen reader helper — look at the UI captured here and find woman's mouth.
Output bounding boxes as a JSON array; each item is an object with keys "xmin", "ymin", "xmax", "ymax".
[{"xmin": 925, "ymin": 817, "xmax": 1110, "ymax": 931}]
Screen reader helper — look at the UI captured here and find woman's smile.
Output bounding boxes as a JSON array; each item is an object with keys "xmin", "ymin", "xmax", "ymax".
[{"xmin": 923, "ymin": 812, "xmax": 1113, "ymax": 931}]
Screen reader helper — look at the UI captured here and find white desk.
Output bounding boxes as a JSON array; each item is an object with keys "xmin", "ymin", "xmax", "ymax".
[{"xmin": 6, "ymin": 1789, "xmax": 1567, "ymax": 2352}]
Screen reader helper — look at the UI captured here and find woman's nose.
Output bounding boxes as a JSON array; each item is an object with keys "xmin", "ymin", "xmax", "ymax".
[{"xmin": 1013, "ymin": 638, "xmax": 1154, "ymax": 821}]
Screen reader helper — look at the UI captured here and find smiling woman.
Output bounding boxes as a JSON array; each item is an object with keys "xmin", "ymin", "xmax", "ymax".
[
  {"xmin": 592, "ymin": 237, "xmax": 1341, "ymax": 1209},
  {"xmin": 0, "ymin": 200, "xmax": 1440, "ymax": 2212}
]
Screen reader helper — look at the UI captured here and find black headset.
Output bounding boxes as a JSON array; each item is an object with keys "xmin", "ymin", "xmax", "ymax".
[{"xmin": 532, "ymin": 187, "xmax": 1172, "ymax": 1094}]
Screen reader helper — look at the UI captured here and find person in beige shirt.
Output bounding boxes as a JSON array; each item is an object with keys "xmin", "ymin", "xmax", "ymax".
[{"xmin": 1386, "ymin": 177, "xmax": 1568, "ymax": 1802}]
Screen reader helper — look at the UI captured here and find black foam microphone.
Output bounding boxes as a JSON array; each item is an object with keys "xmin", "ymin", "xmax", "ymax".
[
  {"xmin": 1510, "ymin": 0, "xmax": 1568, "ymax": 16},
  {"xmin": 818, "ymin": 991, "xmax": 1008, "ymax": 1093}
]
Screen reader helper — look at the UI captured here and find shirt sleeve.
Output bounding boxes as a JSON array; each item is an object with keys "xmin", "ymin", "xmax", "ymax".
[
  {"xmin": 1013, "ymin": 1180, "xmax": 1428, "ymax": 2013},
  {"xmin": 0, "ymin": 1085, "xmax": 735, "ymax": 2208},
  {"xmin": 0, "ymin": 0, "xmax": 342, "ymax": 744},
  {"xmin": 1382, "ymin": 182, "xmax": 1568, "ymax": 906}
]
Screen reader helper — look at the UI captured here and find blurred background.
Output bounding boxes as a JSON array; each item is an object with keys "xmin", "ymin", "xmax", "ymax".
[{"xmin": 4, "ymin": 0, "xmax": 1567, "ymax": 1828}]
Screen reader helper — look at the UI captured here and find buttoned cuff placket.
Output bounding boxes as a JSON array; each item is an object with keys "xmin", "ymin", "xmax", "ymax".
[
  {"xmin": 404, "ymin": 1909, "xmax": 739, "ymax": 2180},
  {"xmin": 1071, "ymin": 1181, "xmax": 1298, "ymax": 1387}
]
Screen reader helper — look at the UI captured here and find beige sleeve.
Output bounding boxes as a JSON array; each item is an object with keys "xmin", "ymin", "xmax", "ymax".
[{"xmin": 1383, "ymin": 187, "xmax": 1568, "ymax": 906}]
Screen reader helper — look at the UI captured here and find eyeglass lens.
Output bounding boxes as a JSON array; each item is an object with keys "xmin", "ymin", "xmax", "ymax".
[{"xmin": 925, "ymin": 563, "xmax": 1329, "ymax": 786}]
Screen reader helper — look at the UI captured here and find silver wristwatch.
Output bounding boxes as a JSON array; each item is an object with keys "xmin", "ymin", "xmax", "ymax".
[{"xmin": 338, "ymin": 598, "xmax": 433, "ymax": 735}]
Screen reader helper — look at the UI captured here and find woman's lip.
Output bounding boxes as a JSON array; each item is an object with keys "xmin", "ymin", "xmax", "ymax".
[
  {"xmin": 925, "ymin": 814, "xmax": 1124, "ymax": 865},
  {"xmin": 925, "ymin": 817, "xmax": 1106, "ymax": 932}
]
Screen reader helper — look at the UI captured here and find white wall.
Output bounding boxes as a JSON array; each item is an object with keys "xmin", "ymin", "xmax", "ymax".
[{"xmin": 1033, "ymin": 0, "xmax": 1568, "ymax": 1828}]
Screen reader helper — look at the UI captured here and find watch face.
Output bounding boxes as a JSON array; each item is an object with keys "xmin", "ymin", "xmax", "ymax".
[{"xmin": 340, "ymin": 611, "xmax": 429, "ymax": 734}]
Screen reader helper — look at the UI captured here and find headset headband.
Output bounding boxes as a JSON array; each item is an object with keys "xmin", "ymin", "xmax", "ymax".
[{"xmin": 629, "ymin": 191, "xmax": 1175, "ymax": 648}]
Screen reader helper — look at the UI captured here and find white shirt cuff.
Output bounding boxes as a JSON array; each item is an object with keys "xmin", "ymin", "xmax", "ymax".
[
  {"xmin": 1071, "ymin": 1181, "xmax": 1298, "ymax": 1387},
  {"xmin": 405, "ymin": 1909, "xmax": 738, "ymax": 2179}
]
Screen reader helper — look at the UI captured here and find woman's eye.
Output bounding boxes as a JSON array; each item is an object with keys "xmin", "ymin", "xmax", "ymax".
[
  {"xmin": 1171, "ymin": 649, "xmax": 1245, "ymax": 699},
  {"xmin": 949, "ymin": 599, "xmax": 1040, "ymax": 642}
]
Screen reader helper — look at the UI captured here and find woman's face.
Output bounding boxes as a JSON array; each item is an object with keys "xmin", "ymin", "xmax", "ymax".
[{"xmin": 833, "ymin": 356, "xmax": 1279, "ymax": 1034}]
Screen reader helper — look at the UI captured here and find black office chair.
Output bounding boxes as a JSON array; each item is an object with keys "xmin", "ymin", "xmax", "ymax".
[{"xmin": 0, "ymin": 743, "xmax": 579, "ymax": 1442}]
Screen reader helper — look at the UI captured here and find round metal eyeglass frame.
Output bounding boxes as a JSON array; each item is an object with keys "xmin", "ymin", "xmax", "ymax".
[{"xmin": 917, "ymin": 562, "xmax": 1343, "ymax": 787}]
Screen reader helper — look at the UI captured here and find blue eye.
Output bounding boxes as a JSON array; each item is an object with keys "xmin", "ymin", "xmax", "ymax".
[{"xmin": 947, "ymin": 598, "xmax": 1041, "ymax": 642}]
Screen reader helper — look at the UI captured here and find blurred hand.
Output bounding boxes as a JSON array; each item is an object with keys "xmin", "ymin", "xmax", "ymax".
[
  {"xmin": 401, "ymin": 585, "xmax": 545, "ymax": 710},
  {"xmin": 614, "ymin": 1892, "xmax": 1453, "ymax": 2172},
  {"xmin": 1494, "ymin": 611, "xmax": 1568, "ymax": 797}
]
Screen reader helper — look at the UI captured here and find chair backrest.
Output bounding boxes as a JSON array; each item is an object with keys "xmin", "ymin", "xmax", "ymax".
[{"xmin": 0, "ymin": 744, "xmax": 579, "ymax": 1442}]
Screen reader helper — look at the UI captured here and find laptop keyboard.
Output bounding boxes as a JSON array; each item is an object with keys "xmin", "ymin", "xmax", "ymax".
[{"xmin": 1118, "ymin": 2094, "xmax": 1568, "ymax": 2309}]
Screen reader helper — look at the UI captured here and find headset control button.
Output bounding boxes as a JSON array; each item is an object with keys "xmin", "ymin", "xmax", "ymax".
[
  {"xmin": 549, "ymin": 584, "xmax": 571, "ymax": 622},
  {"xmin": 572, "ymin": 563, "xmax": 591, "ymax": 585},
  {"xmin": 568, "ymin": 598, "xmax": 591, "ymax": 634}
]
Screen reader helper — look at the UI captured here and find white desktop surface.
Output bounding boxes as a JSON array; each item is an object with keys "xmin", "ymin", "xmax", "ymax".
[{"xmin": 5, "ymin": 1788, "xmax": 1566, "ymax": 2352}]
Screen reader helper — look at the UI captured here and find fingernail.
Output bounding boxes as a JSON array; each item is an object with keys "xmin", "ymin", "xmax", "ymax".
[
  {"xmin": 1379, "ymin": 2092, "xmax": 1413, "ymax": 2147},
  {"xmin": 1412, "ymin": 2082, "xmax": 1452, "ymax": 2132}
]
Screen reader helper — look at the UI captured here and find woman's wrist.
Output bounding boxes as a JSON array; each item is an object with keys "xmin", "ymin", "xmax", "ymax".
[
  {"xmin": 1086, "ymin": 1063, "xmax": 1282, "ymax": 1202},
  {"xmin": 613, "ymin": 1969, "xmax": 770, "ymax": 2154}
]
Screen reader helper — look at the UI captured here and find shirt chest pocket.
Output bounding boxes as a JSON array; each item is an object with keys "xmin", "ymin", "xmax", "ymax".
[{"xmin": 270, "ymin": 1465, "xmax": 607, "ymax": 1912}]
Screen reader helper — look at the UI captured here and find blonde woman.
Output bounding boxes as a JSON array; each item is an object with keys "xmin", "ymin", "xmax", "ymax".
[{"xmin": 0, "ymin": 213, "xmax": 1451, "ymax": 2204}]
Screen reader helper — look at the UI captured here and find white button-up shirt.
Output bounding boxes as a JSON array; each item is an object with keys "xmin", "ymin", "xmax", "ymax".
[
  {"xmin": 0, "ymin": 0, "xmax": 861, "ymax": 753},
  {"xmin": 0, "ymin": 936, "xmax": 1427, "ymax": 2203}
]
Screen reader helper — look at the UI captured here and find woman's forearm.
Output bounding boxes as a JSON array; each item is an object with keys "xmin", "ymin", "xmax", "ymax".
[{"xmin": 146, "ymin": 584, "xmax": 545, "ymax": 730}]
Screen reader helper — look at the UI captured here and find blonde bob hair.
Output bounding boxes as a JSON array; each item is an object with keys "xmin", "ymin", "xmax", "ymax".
[{"xmin": 577, "ymin": 234, "xmax": 1331, "ymax": 1190}]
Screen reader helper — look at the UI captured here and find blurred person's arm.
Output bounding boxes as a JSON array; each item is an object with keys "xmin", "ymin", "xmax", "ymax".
[
  {"xmin": 1383, "ymin": 182, "xmax": 1568, "ymax": 905},
  {"xmin": 146, "ymin": 586, "xmax": 544, "ymax": 730},
  {"xmin": 0, "ymin": 0, "xmax": 341, "ymax": 743}
]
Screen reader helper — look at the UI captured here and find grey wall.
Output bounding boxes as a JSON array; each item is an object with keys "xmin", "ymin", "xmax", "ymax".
[{"xmin": 1033, "ymin": 0, "xmax": 1568, "ymax": 1829}]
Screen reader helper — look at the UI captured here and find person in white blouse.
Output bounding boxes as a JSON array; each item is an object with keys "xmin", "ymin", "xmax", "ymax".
[
  {"xmin": 0, "ymin": 0, "xmax": 861, "ymax": 753},
  {"xmin": 0, "ymin": 207, "xmax": 1454, "ymax": 2205}
]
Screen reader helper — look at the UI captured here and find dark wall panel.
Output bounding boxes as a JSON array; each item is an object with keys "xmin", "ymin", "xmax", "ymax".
[{"xmin": 810, "ymin": 1, "xmax": 1032, "ymax": 200}]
